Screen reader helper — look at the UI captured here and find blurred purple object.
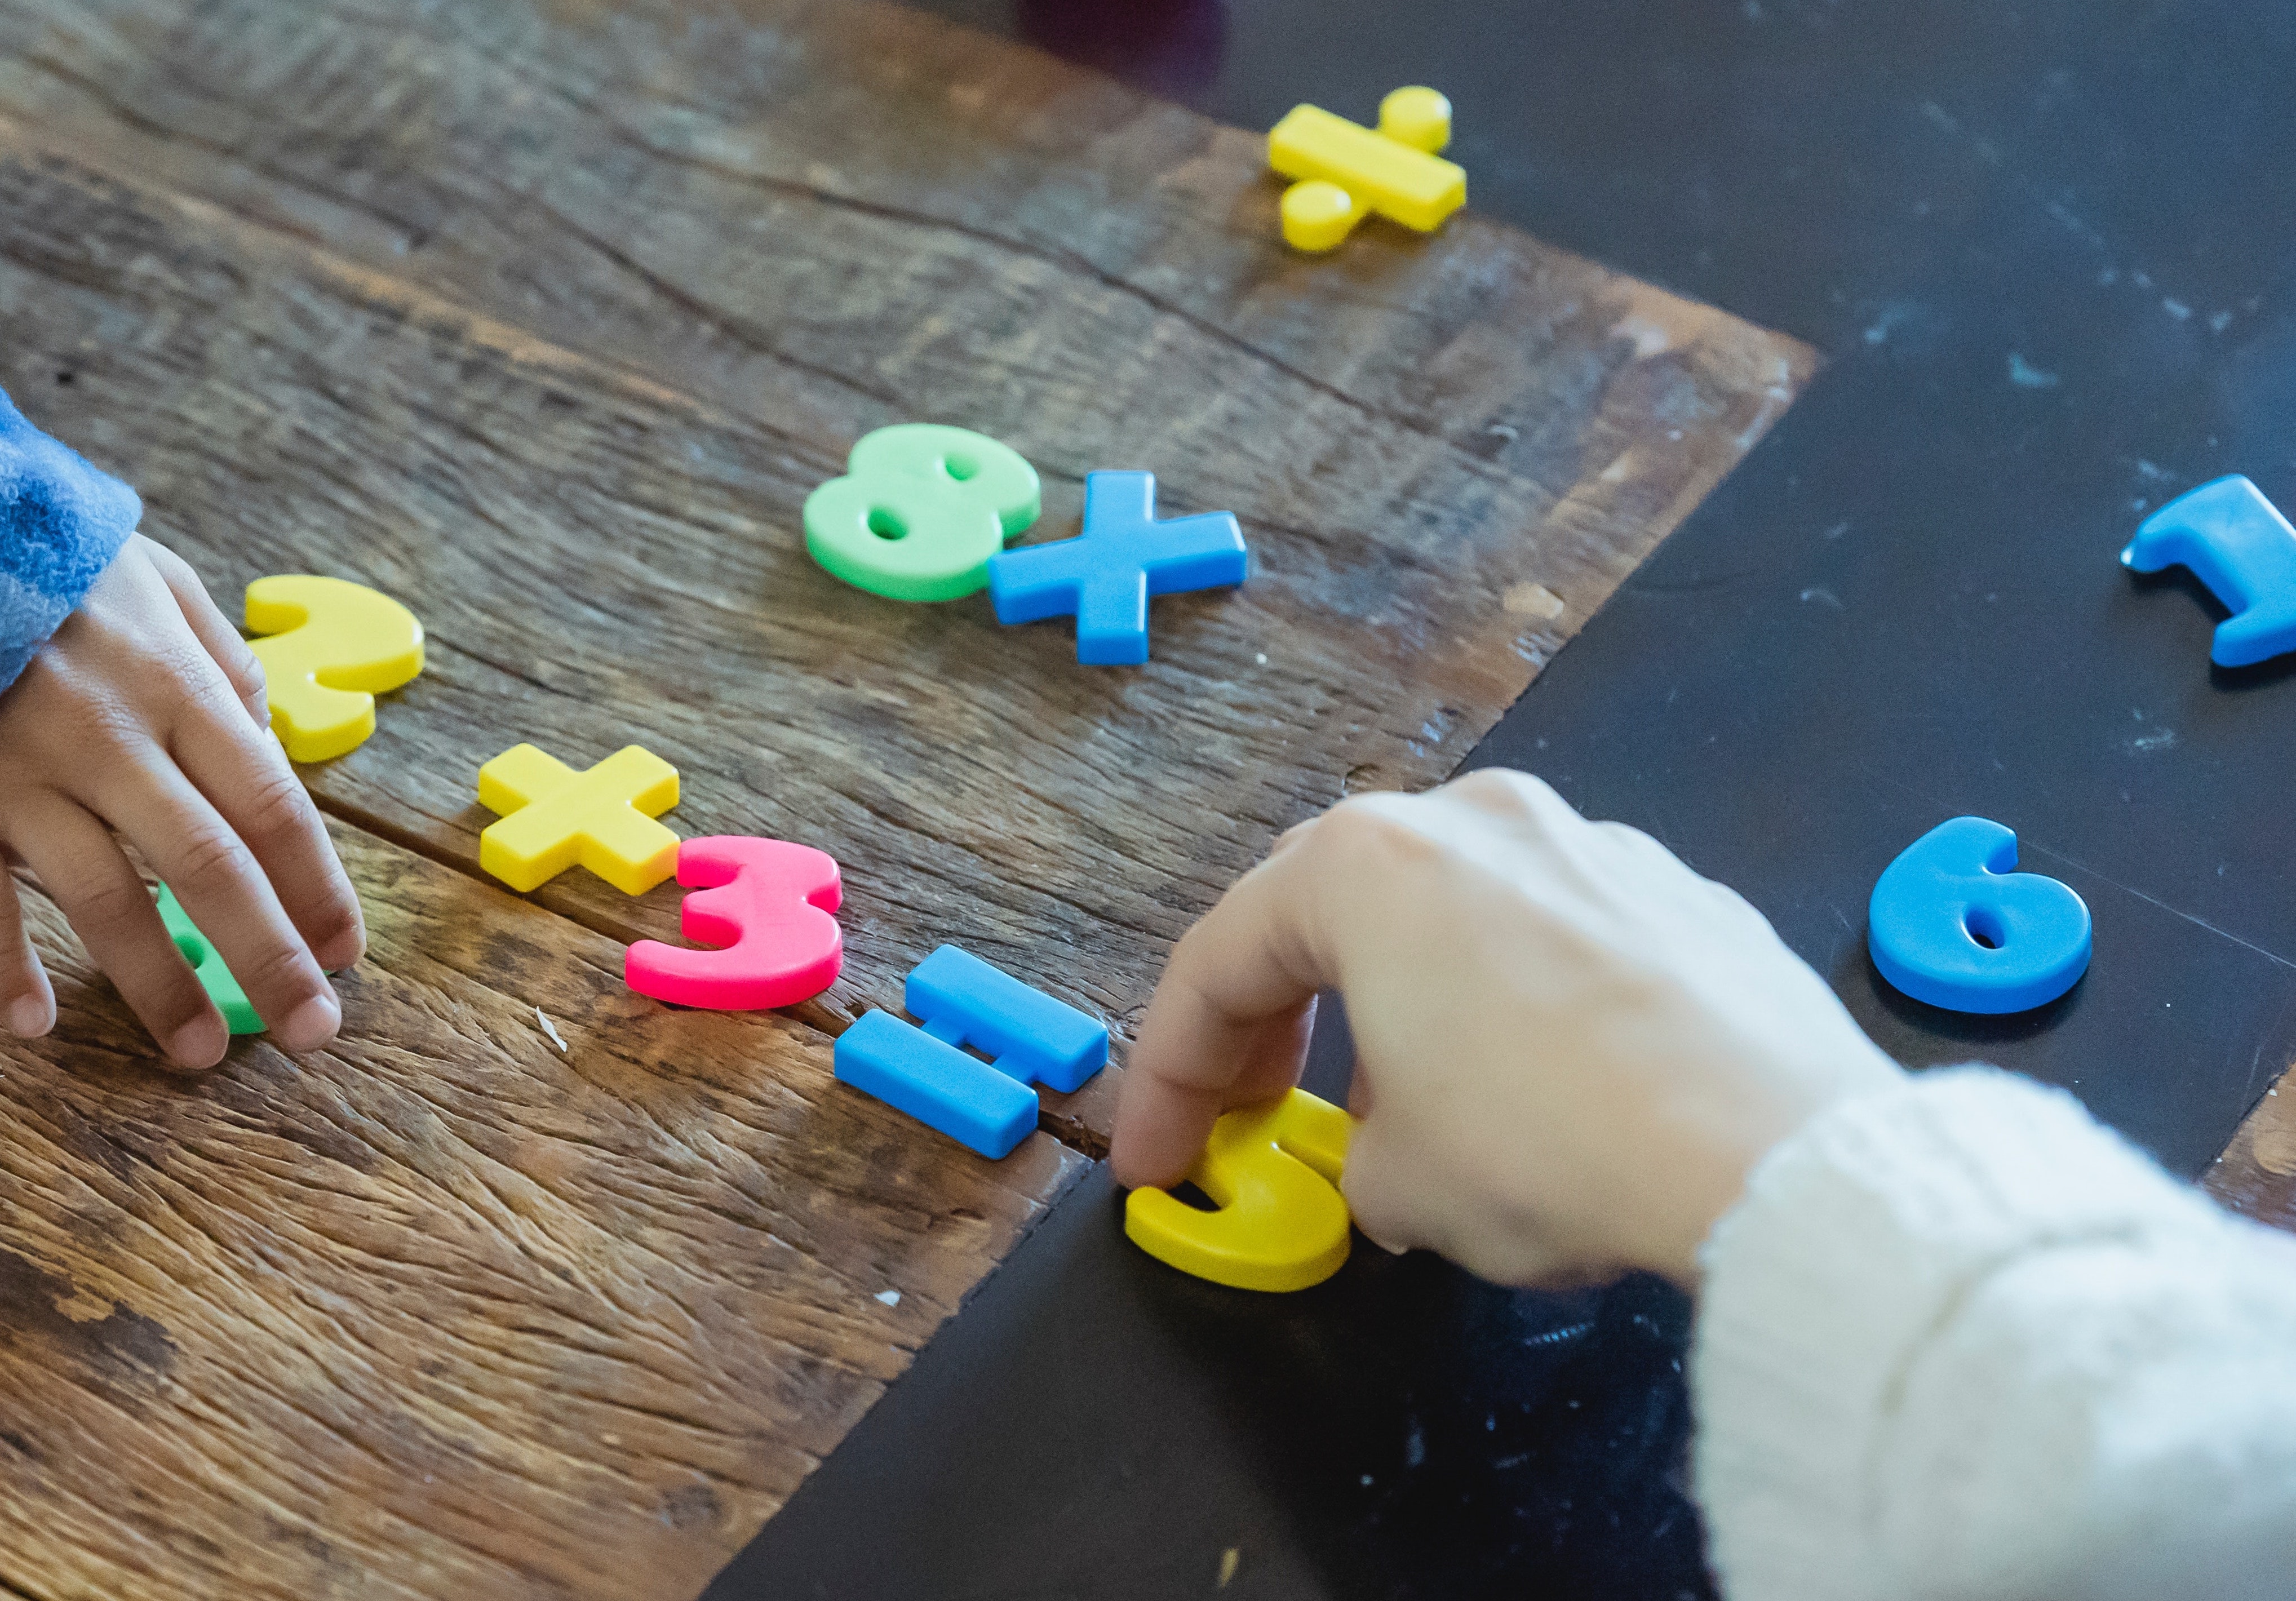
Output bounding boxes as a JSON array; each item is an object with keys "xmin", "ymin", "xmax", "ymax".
[{"xmin": 1016, "ymin": 0, "xmax": 1227, "ymax": 95}]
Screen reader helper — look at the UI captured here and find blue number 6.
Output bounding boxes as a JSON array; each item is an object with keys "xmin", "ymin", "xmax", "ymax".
[{"xmin": 1868, "ymin": 817, "xmax": 2092, "ymax": 1014}]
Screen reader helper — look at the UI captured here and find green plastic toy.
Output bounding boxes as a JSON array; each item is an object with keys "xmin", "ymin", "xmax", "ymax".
[
  {"xmin": 154, "ymin": 883, "xmax": 264, "ymax": 1035},
  {"xmin": 803, "ymin": 423, "xmax": 1040, "ymax": 602}
]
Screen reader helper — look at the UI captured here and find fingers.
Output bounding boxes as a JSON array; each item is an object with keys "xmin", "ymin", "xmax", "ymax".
[
  {"xmin": 140, "ymin": 540, "xmax": 361, "ymax": 969},
  {"xmin": 0, "ymin": 867, "xmax": 55, "ymax": 1038},
  {"xmin": 9, "ymin": 797, "xmax": 225, "ymax": 1069},
  {"xmin": 0, "ymin": 540, "xmax": 348, "ymax": 1066},
  {"xmin": 166, "ymin": 662, "xmax": 365, "ymax": 974},
  {"xmin": 1111, "ymin": 835, "xmax": 1334, "ymax": 1189},
  {"xmin": 95, "ymin": 753, "xmax": 341, "ymax": 1054},
  {"xmin": 141, "ymin": 536, "xmax": 269, "ymax": 732}
]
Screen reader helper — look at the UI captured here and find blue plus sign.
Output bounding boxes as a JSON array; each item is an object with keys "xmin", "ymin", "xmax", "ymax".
[{"xmin": 987, "ymin": 471, "xmax": 1249, "ymax": 664}]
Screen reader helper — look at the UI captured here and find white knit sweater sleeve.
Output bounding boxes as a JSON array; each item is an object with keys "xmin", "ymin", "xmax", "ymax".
[{"xmin": 1692, "ymin": 1067, "xmax": 2296, "ymax": 1601}]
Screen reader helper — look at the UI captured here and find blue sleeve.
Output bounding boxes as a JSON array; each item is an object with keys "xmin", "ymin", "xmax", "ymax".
[{"xmin": 0, "ymin": 384, "xmax": 142, "ymax": 694}]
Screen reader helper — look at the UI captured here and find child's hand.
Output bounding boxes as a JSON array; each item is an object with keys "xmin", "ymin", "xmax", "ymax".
[
  {"xmin": 0, "ymin": 535, "xmax": 364, "ymax": 1068},
  {"xmin": 1111, "ymin": 770, "xmax": 1901, "ymax": 1290}
]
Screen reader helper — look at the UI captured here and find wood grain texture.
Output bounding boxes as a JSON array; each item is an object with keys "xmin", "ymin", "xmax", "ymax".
[
  {"xmin": 0, "ymin": 0, "xmax": 1814, "ymax": 1145},
  {"xmin": 2205, "ymin": 1062, "xmax": 2296, "ymax": 1233},
  {"xmin": 0, "ymin": 820, "xmax": 1087, "ymax": 1599}
]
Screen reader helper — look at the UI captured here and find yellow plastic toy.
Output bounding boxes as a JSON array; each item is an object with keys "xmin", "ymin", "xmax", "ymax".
[
  {"xmin": 244, "ymin": 575, "xmax": 424, "ymax": 762},
  {"xmin": 476, "ymin": 743, "xmax": 680, "ymax": 895},
  {"xmin": 1266, "ymin": 87, "xmax": 1464, "ymax": 253},
  {"xmin": 1124, "ymin": 1086, "xmax": 1355, "ymax": 1292}
]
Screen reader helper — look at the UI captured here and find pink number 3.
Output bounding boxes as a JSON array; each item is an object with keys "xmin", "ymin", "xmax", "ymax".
[{"xmin": 625, "ymin": 837, "xmax": 843, "ymax": 1010}]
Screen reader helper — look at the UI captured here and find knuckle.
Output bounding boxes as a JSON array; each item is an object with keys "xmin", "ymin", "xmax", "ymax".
[
  {"xmin": 221, "ymin": 637, "xmax": 268, "ymax": 700},
  {"xmin": 1593, "ymin": 819, "xmax": 1664, "ymax": 858},
  {"xmin": 183, "ymin": 660, "xmax": 251, "ymax": 722},
  {"xmin": 1316, "ymin": 792, "xmax": 1424, "ymax": 858},
  {"xmin": 1448, "ymin": 766, "xmax": 1548, "ymax": 815},
  {"xmin": 91, "ymin": 706, "xmax": 155, "ymax": 765},
  {"xmin": 229, "ymin": 934, "xmax": 312, "ymax": 999},
  {"xmin": 237, "ymin": 765, "xmax": 314, "ymax": 844},
  {"xmin": 70, "ymin": 874, "xmax": 159, "ymax": 941},
  {"xmin": 169, "ymin": 820, "xmax": 256, "ymax": 890},
  {"xmin": 21, "ymin": 667, "xmax": 141, "ymax": 755},
  {"xmin": 1449, "ymin": 766, "xmax": 1526, "ymax": 797}
]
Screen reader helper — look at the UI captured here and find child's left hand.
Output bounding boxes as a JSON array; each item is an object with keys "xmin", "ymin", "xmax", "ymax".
[{"xmin": 0, "ymin": 535, "xmax": 364, "ymax": 1068}]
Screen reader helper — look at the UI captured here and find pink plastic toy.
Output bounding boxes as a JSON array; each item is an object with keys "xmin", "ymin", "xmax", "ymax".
[{"xmin": 624, "ymin": 836, "xmax": 843, "ymax": 1010}]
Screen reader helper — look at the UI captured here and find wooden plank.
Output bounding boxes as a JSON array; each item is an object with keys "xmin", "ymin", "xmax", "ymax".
[
  {"xmin": 0, "ymin": 0, "xmax": 1814, "ymax": 1151},
  {"xmin": 2205, "ymin": 1062, "xmax": 2296, "ymax": 1232},
  {"xmin": 0, "ymin": 820, "xmax": 1087, "ymax": 1600}
]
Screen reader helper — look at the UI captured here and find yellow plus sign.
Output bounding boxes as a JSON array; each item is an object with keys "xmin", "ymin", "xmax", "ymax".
[
  {"xmin": 477, "ymin": 743, "xmax": 680, "ymax": 895},
  {"xmin": 1266, "ymin": 86, "xmax": 1465, "ymax": 252}
]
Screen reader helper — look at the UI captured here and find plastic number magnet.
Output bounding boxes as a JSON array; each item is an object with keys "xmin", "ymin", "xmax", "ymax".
[
  {"xmin": 154, "ymin": 883, "xmax": 263, "ymax": 1034},
  {"xmin": 832, "ymin": 946, "xmax": 1109, "ymax": 1158},
  {"xmin": 625, "ymin": 837, "xmax": 843, "ymax": 1009},
  {"xmin": 2121, "ymin": 473, "xmax": 2296, "ymax": 668},
  {"xmin": 476, "ymin": 743, "xmax": 680, "ymax": 895},
  {"xmin": 245, "ymin": 575, "xmax": 424, "ymax": 762},
  {"xmin": 1868, "ymin": 817, "xmax": 2092, "ymax": 1014},
  {"xmin": 987, "ymin": 471, "xmax": 1248, "ymax": 664},
  {"xmin": 1125, "ymin": 1088, "xmax": 1354, "ymax": 1292},
  {"xmin": 1266, "ymin": 87, "xmax": 1465, "ymax": 252},
  {"xmin": 905, "ymin": 944, "xmax": 1109, "ymax": 1093},
  {"xmin": 834, "ymin": 1009, "xmax": 1041, "ymax": 1160},
  {"xmin": 804, "ymin": 424, "xmax": 1041, "ymax": 602}
]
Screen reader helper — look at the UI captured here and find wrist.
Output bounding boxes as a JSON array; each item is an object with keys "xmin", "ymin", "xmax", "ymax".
[{"xmin": 1641, "ymin": 1044, "xmax": 1907, "ymax": 1291}]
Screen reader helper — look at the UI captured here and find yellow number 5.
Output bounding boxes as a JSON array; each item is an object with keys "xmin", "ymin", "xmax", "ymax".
[{"xmin": 1124, "ymin": 1088, "xmax": 1354, "ymax": 1292}]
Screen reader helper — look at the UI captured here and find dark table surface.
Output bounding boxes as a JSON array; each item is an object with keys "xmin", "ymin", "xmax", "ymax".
[{"xmin": 708, "ymin": 2, "xmax": 2296, "ymax": 1595}]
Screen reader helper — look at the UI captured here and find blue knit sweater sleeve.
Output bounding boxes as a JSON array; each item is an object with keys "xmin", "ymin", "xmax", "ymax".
[{"xmin": 0, "ymin": 385, "xmax": 141, "ymax": 693}]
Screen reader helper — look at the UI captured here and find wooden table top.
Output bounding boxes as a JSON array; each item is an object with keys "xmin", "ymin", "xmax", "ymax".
[
  {"xmin": 0, "ymin": 0, "xmax": 2276, "ymax": 1595},
  {"xmin": 2206, "ymin": 1062, "xmax": 2296, "ymax": 1234},
  {"xmin": 0, "ymin": 0, "xmax": 1809, "ymax": 1150}
]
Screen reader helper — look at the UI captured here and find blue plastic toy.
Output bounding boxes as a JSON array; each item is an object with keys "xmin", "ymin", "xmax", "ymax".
[
  {"xmin": 832, "ymin": 946, "xmax": 1110, "ymax": 1157},
  {"xmin": 2121, "ymin": 473, "xmax": 2296, "ymax": 667},
  {"xmin": 1868, "ymin": 817, "xmax": 2091, "ymax": 1014},
  {"xmin": 834, "ymin": 1010, "xmax": 1041, "ymax": 1159},
  {"xmin": 987, "ymin": 471, "xmax": 1248, "ymax": 664},
  {"xmin": 906, "ymin": 944, "xmax": 1109, "ymax": 1093}
]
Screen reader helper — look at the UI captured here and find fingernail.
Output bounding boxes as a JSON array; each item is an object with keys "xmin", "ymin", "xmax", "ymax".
[
  {"xmin": 275, "ymin": 993, "xmax": 342, "ymax": 1053},
  {"xmin": 164, "ymin": 1014, "xmax": 228, "ymax": 1071},
  {"xmin": 314, "ymin": 930, "xmax": 365, "ymax": 974},
  {"xmin": 6, "ymin": 994, "xmax": 48, "ymax": 1037}
]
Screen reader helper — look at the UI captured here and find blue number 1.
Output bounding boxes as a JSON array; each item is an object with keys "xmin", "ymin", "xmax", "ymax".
[
  {"xmin": 2122, "ymin": 473, "xmax": 2296, "ymax": 668},
  {"xmin": 1867, "ymin": 817, "xmax": 2091, "ymax": 1014}
]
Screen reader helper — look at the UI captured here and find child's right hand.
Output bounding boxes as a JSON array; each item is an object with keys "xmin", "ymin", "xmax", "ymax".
[
  {"xmin": 1111, "ymin": 769, "xmax": 1903, "ymax": 1290},
  {"xmin": 0, "ymin": 535, "xmax": 363, "ymax": 1068}
]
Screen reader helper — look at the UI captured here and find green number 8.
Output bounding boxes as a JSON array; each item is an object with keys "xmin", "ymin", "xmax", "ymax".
[{"xmin": 804, "ymin": 424, "xmax": 1041, "ymax": 602}]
